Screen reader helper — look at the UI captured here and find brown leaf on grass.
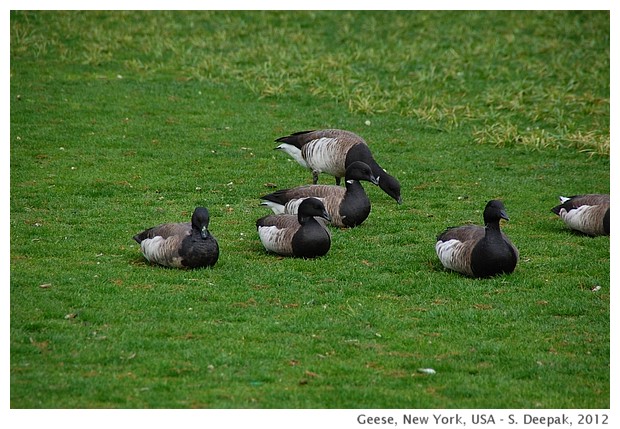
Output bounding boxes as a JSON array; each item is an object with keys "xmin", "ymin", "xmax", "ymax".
[
  {"xmin": 29, "ymin": 337, "xmax": 50, "ymax": 353},
  {"xmin": 39, "ymin": 283, "xmax": 52, "ymax": 289},
  {"xmin": 233, "ymin": 298, "xmax": 257, "ymax": 308},
  {"xmin": 299, "ymin": 370, "xmax": 319, "ymax": 386},
  {"xmin": 473, "ymin": 303, "xmax": 493, "ymax": 310}
]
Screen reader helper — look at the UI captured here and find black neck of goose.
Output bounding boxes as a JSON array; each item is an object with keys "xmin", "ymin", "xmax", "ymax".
[
  {"xmin": 485, "ymin": 219, "xmax": 502, "ymax": 235},
  {"xmin": 298, "ymin": 212, "xmax": 317, "ymax": 225},
  {"xmin": 344, "ymin": 179, "xmax": 364, "ymax": 193}
]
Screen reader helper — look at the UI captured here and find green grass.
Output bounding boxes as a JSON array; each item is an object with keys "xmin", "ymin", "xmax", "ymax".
[{"xmin": 10, "ymin": 11, "xmax": 609, "ymax": 409}]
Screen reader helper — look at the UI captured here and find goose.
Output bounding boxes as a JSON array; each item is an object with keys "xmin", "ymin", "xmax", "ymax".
[
  {"xmin": 274, "ymin": 129, "xmax": 402, "ymax": 204},
  {"xmin": 551, "ymin": 194, "xmax": 610, "ymax": 236},
  {"xmin": 259, "ymin": 161, "xmax": 379, "ymax": 228},
  {"xmin": 133, "ymin": 207, "xmax": 219, "ymax": 268},
  {"xmin": 435, "ymin": 200, "xmax": 519, "ymax": 278},
  {"xmin": 256, "ymin": 197, "xmax": 332, "ymax": 258}
]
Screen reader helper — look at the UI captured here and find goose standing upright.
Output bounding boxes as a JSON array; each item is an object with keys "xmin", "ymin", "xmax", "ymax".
[
  {"xmin": 435, "ymin": 200, "xmax": 519, "ymax": 278},
  {"xmin": 260, "ymin": 161, "xmax": 379, "ymax": 228},
  {"xmin": 256, "ymin": 197, "xmax": 332, "ymax": 258},
  {"xmin": 133, "ymin": 207, "xmax": 219, "ymax": 268},
  {"xmin": 551, "ymin": 194, "xmax": 610, "ymax": 236},
  {"xmin": 274, "ymin": 129, "xmax": 402, "ymax": 204}
]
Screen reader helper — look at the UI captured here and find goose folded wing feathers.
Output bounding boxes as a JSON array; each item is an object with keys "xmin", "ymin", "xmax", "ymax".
[{"xmin": 133, "ymin": 223, "xmax": 191, "ymax": 242}]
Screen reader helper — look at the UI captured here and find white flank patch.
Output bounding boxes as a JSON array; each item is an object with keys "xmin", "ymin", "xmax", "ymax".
[
  {"xmin": 435, "ymin": 239, "xmax": 469, "ymax": 274},
  {"xmin": 302, "ymin": 137, "xmax": 345, "ymax": 177},
  {"xmin": 140, "ymin": 236, "xmax": 183, "ymax": 267},
  {"xmin": 140, "ymin": 236, "xmax": 166, "ymax": 263},
  {"xmin": 283, "ymin": 197, "xmax": 326, "ymax": 215},
  {"xmin": 559, "ymin": 205, "xmax": 594, "ymax": 232},
  {"xmin": 258, "ymin": 225, "xmax": 291, "ymax": 255},
  {"xmin": 276, "ymin": 144, "xmax": 308, "ymax": 168},
  {"xmin": 284, "ymin": 198, "xmax": 305, "ymax": 214}
]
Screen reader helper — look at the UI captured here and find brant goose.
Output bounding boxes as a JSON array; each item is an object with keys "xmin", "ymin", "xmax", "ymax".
[
  {"xmin": 259, "ymin": 161, "xmax": 379, "ymax": 228},
  {"xmin": 256, "ymin": 198, "xmax": 331, "ymax": 258},
  {"xmin": 435, "ymin": 200, "xmax": 519, "ymax": 278},
  {"xmin": 274, "ymin": 129, "xmax": 402, "ymax": 204},
  {"xmin": 551, "ymin": 194, "xmax": 609, "ymax": 236},
  {"xmin": 133, "ymin": 207, "xmax": 219, "ymax": 268}
]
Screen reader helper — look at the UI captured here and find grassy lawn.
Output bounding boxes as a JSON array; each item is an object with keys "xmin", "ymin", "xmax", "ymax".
[{"xmin": 10, "ymin": 11, "xmax": 609, "ymax": 409}]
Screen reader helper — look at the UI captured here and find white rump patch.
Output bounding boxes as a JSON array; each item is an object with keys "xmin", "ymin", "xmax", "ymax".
[
  {"xmin": 261, "ymin": 200, "xmax": 286, "ymax": 214},
  {"xmin": 276, "ymin": 144, "xmax": 308, "ymax": 168}
]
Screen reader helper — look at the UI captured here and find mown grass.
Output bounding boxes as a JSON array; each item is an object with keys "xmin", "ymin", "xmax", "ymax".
[{"xmin": 10, "ymin": 11, "xmax": 609, "ymax": 409}]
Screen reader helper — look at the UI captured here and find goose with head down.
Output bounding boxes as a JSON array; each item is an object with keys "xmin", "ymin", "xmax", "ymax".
[{"xmin": 274, "ymin": 129, "xmax": 402, "ymax": 204}]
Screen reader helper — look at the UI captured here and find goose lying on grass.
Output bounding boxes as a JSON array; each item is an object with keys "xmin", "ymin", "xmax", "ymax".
[
  {"xmin": 256, "ymin": 198, "xmax": 331, "ymax": 258},
  {"xmin": 133, "ymin": 207, "xmax": 219, "ymax": 268},
  {"xmin": 260, "ymin": 161, "xmax": 379, "ymax": 228},
  {"xmin": 435, "ymin": 200, "xmax": 519, "ymax": 278},
  {"xmin": 274, "ymin": 129, "xmax": 402, "ymax": 204},
  {"xmin": 551, "ymin": 194, "xmax": 610, "ymax": 236}
]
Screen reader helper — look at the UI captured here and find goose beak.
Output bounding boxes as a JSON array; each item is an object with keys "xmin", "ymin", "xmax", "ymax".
[
  {"xmin": 396, "ymin": 196, "xmax": 403, "ymax": 205},
  {"xmin": 500, "ymin": 210, "xmax": 510, "ymax": 221}
]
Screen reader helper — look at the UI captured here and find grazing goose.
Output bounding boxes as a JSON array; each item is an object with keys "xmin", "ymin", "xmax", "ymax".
[
  {"xmin": 435, "ymin": 200, "xmax": 519, "ymax": 278},
  {"xmin": 133, "ymin": 207, "xmax": 219, "ymax": 268},
  {"xmin": 274, "ymin": 129, "xmax": 402, "ymax": 204},
  {"xmin": 256, "ymin": 197, "xmax": 331, "ymax": 258},
  {"xmin": 260, "ymin": 161, "xmax": 379, "ymax": 228},
  {"xmin": 551, "ymin": 194, "xmax": 610, "ymax": 236}
]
